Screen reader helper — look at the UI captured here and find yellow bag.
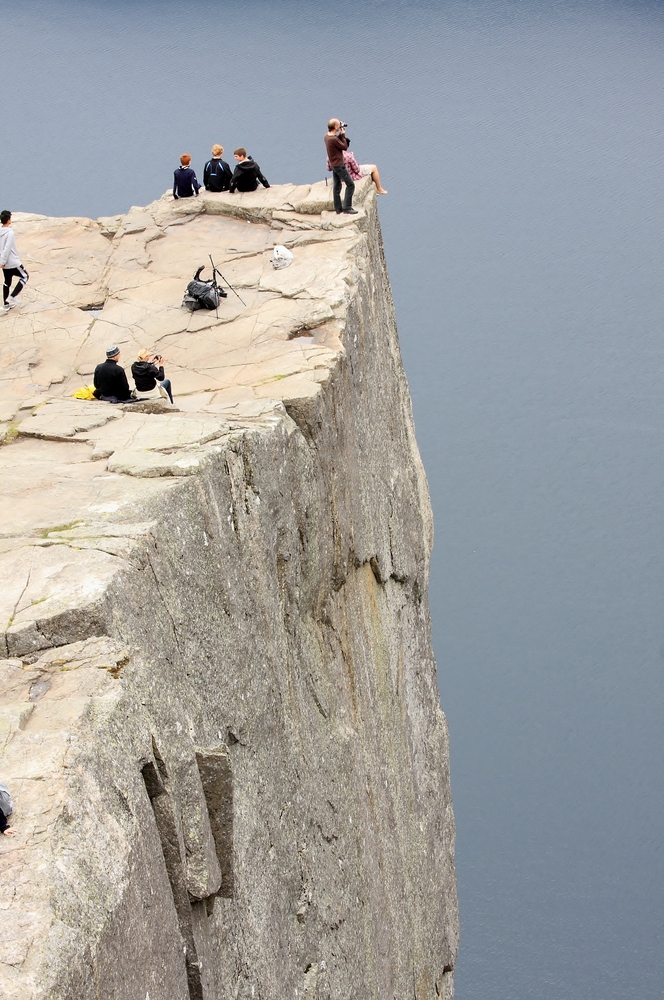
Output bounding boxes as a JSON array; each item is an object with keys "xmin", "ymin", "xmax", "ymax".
[{"xmin": 72, "ymin": 385, "xmax": 96, "ymax": 400}]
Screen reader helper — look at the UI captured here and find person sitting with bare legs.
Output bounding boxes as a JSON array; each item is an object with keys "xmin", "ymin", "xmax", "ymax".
[
  {"xmin": 326, "ymin": 147, "xmax": 388, "ymax": 196},
  {"xmin": 344, "ymin": 149, "xmax": 387, "ymax": 194}
]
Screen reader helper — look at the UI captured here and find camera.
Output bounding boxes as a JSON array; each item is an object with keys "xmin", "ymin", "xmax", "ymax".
[{"xmin": 339, "ymin": 121, "xmax": 348, "ymax": 129}]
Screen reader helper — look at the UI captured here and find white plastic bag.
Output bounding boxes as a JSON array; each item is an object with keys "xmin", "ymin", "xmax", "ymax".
[{"xmin": 271, "ymin": 245, "xmax": 293, "ymax": 270}]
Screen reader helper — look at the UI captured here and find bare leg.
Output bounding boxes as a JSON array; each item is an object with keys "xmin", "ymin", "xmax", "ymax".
[{"xmin": 372, "ymin": 167, "xmax": 388, "ymax": 194}]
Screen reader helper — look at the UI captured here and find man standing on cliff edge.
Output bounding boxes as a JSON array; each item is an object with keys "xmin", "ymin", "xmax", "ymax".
[{"xmin": 325, "ymin": 119, "xmax": 357, "ymax": 215}]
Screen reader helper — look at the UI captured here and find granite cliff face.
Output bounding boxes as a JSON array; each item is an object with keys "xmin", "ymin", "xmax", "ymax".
[{"xmin": 0, "ymin": 180, "xmax": 459, "ymax": 999}]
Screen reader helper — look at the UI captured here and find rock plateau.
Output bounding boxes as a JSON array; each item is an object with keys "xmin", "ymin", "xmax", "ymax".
[{"xmin": 0, "ymin": 178, "xmax": 459, "ymax": 999}]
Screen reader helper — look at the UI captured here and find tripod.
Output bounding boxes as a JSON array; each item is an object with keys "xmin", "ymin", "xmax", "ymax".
[{"xmin": 209, "ymin": 255, "xmax": 246, "ymax": 309}]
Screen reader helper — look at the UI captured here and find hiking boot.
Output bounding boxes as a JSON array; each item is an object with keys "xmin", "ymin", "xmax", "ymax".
[{"xmin": 342, "ymin": 208, "xmax": 358, "ymax": 215}]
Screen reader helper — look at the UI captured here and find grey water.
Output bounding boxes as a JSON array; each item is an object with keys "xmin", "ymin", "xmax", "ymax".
[{"xmin": 4, "ymin": 0, "xmax": 664, "ymax": 996}]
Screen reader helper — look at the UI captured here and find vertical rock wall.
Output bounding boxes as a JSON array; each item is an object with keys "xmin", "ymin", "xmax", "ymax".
[{"xmin": 1, "ymin": 200, "xmax": 458, "ymax": 999}]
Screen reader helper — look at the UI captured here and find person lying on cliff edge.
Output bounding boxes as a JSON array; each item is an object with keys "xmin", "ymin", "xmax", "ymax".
[
  {"xmin": 0, "ymin": 782, "xmax": 16, "ymax": 837},
  {"xmin": 204, "ymin": 144, "xmax": 233, "ymax": 192},
  {"xmin": 173, "ymin": 154, "xmax": 201, "ymax": 199},
  {"xmin": 228, "ymin": 148, "xmax": 270, "ymax": 193},
  {"xmin": 327, "ymin": 148, "xmax": 387, "ymax": 195},
  {"xmin": 324, "ymin": 119, "xmax": 357, "ymax": 215},
  {"xmin": 93, "ymin": 346, "xmax": 139, "ymax": 404},
  {"xmin": 0, "ymin": 210, "xmax": 29, "ymax": 314},
  {"xmin": 131, "ymin": 348, "xmax": 174, "ymax": 404}
]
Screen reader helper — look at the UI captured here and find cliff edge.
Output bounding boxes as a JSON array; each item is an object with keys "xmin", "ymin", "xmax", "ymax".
[{"xmin": 0, "ymin": 179, "xmax": 459, "ymax": 999}]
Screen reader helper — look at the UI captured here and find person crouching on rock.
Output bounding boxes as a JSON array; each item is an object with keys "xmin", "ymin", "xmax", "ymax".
[
  {"xmin": 173, "ymin": 154, "xmax": 200, "ymax": 200},
  {"xmin": 229, "ymin": 148, "xmax": 270, "ymax": 193},
  {"xmin": 131, "ymin": 348, "xmax": 174, "ymax": 404},
  {"xmin": 204, "ymin": 144, "xmax": 233, "ymax": 192},
  {"xmin": 93, "ymin": 346, "xmax": 138, "ymax": 403}
]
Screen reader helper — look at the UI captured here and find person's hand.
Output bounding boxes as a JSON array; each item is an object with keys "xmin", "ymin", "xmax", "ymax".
[{"xmin": 3, "ymin": 828, "xmax": 16, "ymax": 837}]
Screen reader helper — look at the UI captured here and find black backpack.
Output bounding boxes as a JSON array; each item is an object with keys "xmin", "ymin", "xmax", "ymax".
[{"xmin": 182, "ymin": 266, "xmax": 227, "ymax": 311}]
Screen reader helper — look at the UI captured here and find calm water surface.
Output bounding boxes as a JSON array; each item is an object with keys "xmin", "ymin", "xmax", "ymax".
[{"xmin": 5, "ymin": 1, "xmax": 664, "ymax": 997}]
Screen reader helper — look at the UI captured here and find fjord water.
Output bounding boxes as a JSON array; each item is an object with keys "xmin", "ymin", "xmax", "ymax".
[{"xmin": 6, "ymin": 1, "xmax": 664, "ymax": 996}]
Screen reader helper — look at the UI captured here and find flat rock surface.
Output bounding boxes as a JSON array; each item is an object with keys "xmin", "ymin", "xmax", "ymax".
[{"xmin": 0, "ymin": 178, "xmax": 373, "ymax": 541}]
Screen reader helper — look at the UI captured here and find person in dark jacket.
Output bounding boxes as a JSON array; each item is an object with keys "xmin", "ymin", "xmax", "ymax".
[
  {"xmin": 131, "ymin": 348, "xmax": 174, "ymax": 404},
  {"xmin": 229, "ymin": 148, "xmax": 270, "ymax": 193},
  {"xmin": 204, "ymin": 144, "xmax": 233, "ymax": 192},
  {"xmin": 173, "ymin": 154, "xmax": 200, "ymax": 199},
  {"xmin": 93, "ymin": 346, "xmax": 136, "ymax": 403}
]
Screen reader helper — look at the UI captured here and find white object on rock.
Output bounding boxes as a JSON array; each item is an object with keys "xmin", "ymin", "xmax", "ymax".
[{"xmin": 271, "ymin": 245, "xmax": 293, "ymax": 270}]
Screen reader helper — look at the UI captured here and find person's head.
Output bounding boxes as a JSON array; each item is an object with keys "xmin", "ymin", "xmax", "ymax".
[
  {"xmin": 137, "ymin": 348, "xmax": 151, "ymax": 361},
  {"xmin": 0, "ymin": 210, "xmax": 11, "ymax": 226},
  {"xmin": 106, "ymin": 345, "xmax": 120, "ymax": 361},
  {"xmin": 211, "ymin": 144, "xmax": 223, "ymax": 157},
  {"xmin": 180, "ymin": 154, "xmax": 191, "ymax": 167},
  {"xmin": 234, "ymin": 147, "xmax": 247, "ymax": 161},
  {"xmin": 328, "ymin": 119, "xmax": 340, "ymax": 133}
]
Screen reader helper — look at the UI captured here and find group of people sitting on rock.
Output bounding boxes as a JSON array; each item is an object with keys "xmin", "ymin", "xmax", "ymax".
[
  {"xmin": 173, "ymin": 120, "xmax": 386, "ymax": 215},
  {"xmin": 93, "ymin": 346, "xmax": 174, "ymax": 405},
  {"xmin": 173, "ymin": 145, "xmax": 270, "ymax": 199}
]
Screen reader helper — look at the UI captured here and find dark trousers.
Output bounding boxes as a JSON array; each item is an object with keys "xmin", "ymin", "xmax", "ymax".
[
  {"xmin": 3, "ymin": 265, "xmax": 29, "ymax": 303},
  {"xmin": 332, "ymin": 165, "xmax": 355, "ymax": 212}
]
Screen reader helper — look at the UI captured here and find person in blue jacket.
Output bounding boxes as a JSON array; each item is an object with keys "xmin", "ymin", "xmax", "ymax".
[{"xmin": 173, "ymin": 154, "xmax": 200, "ymax": 199}]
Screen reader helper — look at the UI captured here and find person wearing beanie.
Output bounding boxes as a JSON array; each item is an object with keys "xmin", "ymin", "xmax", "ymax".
[
  {"xmin": 93, "ymin": 346, "xmax": 136, "ymax": 403},
  {"xmin": 0, "ymin": 210, "xmax": 29, "ymax": 313},
  {"xmin": 203, "ymin": 144, "xmax": 233, "ymax": 192},
  {"xmin": 173, "ymin": 154, "xmax": 200, "ymax": 199}
]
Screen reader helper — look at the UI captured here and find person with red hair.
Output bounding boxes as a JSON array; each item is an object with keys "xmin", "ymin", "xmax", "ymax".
[{"xmin": 173, "ymin": 153, "xmax": 200, "ymax": 200}]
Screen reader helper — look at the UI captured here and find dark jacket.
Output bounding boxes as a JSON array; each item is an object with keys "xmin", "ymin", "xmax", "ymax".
[
  {"xmin": 229, "ymin": 158, "xmax": 270, "ymax": 193},
  {"xmin": 93, "ymin": 359, "xmax": 132, "ymax": 401},
  {"xmin": 204, "ymin": 157, "xmax": 233, "ymax": 192},
  {"xmin": 324, "ymin": 131, "xmax": 349, "ymax": 167},
  {"xmin": 131, "ymin": 360, "xmax": 165, "ymax": 392},
  {"xmin": 173, "ymin": 166, "xmax": 200, "ymax": 199}
]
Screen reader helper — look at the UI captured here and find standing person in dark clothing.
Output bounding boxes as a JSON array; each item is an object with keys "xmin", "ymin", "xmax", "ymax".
[
  {"xmin": 324, "ymin": 119, "xmax": 357, "ymax": 214},
  {"xmin": 229, "ymin": 149, "xmax": 270, "ymax": 193},
  {"xmin": 204, "ymin": 145, "xmax": 233, "ymax": 192},
  {"xmin": 0, "ymin": 210, "xmax": 29, "ymax": 313},
  {"xmin": 131, "ymin": 348, "xmax": 174, "ymax": 404},
  {"xmin": 93, "ymin": 346, "xmax": 136, "ymax": 403},
  {"xmin": 173, "ymin": 154, "xmax": 200, "ymax": 199}
]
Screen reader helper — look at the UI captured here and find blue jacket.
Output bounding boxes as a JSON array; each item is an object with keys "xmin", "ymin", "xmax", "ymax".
[{"xmin": 173, "ymin": 166, "xmax": 200, "ymax": 199}]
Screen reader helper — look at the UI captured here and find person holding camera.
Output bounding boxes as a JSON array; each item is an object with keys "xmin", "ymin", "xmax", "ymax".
[
  {"xmin": 324, "ymin": 119, "xmax": 357, "ymax": 215},
  {"xmin": 131, "ymin": 348, "xmax": 174, "ymax": 404}
]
